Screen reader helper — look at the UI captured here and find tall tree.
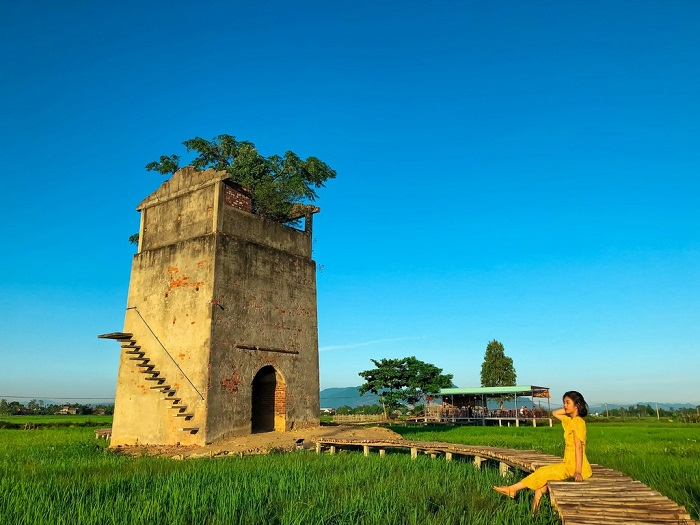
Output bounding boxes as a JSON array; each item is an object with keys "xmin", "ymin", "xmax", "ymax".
[
  {"xmin": 480, "ymin": 339, "xmax": 517, "ymax": 387},
  {"xmin": 27, "ymin": 399, "xmax": 41, "ymax": 414},
  {"xmin": 358, "ymin": 356, "xmax": 454, "ymax": 418},
  {"xmin": 145, "ymin": 134, "xmax": 336, "ymax": 223}
]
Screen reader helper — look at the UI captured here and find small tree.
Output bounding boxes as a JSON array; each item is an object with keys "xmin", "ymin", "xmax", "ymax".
[
  {"xmin": 358, "ymin": 356, "xmax": 453, "ymax": 419},
  {"xmin": 145, "ymin": 134, "xmax": 336, "ymax": 223},
  {"xmin": 480, "ymin": 339, "xmax": 517, "ymax": 409}
]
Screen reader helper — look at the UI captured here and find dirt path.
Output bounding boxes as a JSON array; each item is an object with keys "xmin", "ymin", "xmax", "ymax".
[{"xmin": 111, "ymin": 424, "xmax": 404, "ymax": 459}]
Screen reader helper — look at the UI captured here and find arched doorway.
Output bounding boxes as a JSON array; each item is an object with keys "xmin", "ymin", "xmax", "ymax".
[{"xmin": 251, "ymin": 366, "xmax": 286, "ymax": 433}]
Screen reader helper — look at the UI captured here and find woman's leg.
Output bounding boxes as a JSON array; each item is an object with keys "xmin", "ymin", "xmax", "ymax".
[
  {"xmin": 521, "ymin": 463, "xmax": 569, "ymax": 490},
  {"xmin": 531, "ymin": 484, "xmax": 548, "ymax": 516},
  {"xmin": 496, "ymin": 463, "xmax": 565, "ymax": 506},
  {"xmin": 493, "ymin": 481, "xmax": 527, "ymax": 498}
]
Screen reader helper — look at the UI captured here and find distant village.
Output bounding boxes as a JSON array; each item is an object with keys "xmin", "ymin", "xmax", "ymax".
[{"xmin": 0, "ymin": 399, "xmax": 114, "ymax": 416}]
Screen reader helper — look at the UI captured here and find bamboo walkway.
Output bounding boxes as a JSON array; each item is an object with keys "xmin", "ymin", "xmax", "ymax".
[{"xmin": 313, "ymin": 438, "xmax": 697, "ymax": 525}]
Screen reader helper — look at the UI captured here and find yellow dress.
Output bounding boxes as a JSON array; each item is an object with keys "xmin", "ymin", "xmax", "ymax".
[{"xmin": 521, "ymin": 415, "xmax": 592, "ymax": 490}]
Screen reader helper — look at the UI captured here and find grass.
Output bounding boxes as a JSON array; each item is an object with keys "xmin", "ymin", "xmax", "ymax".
[
  {"xmin": 0, "ymin": 425, "xmax": 555, "ymax": 525},
  {"xmin": 0, "ymin": 417, "xmax": 697, "ymax": 524},
  {"xmin": 0, "ymin": 415, "xmax": 112, "ymax": 428}
]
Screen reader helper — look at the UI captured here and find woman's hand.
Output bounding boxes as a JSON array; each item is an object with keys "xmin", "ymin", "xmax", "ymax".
[
  {"xmin": 551, "ymin": 407, "xmax": 567, "ymax": 421},
  {"xmin": 574, "ymin": 472, "xmax": 583, "ymax": 482}
]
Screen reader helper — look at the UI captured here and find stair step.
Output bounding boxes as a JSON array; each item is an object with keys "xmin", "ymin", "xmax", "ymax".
[
  {"xmin": 179, "ymin": 427, "xmax": 199, "ymax": 432},
  {"xmin": 136, "ymin": 361, "xmax": 153, "ymax": 367},
  {"xmin": 144, "ymin": 377, "xmax": 164, "ymax": 382},
  {"xmin": 158, "ymin": 388, "xmax": 175, "ymax": 394},
  {"xmin": 169, "ymin": 405, "xmax": 188, "ymax": 411},
  {"xmin": 173, "ymin": 413, "xmax": 194, "ymax": 418},
  {"xmin": 161, "ymin": 397, "xmax": 182, "ymax": 403},
  {"xmin": 121, "ymin": 344, "xmax": 140, "ymax": 349},
  {"xmin": 139, "ymin": 370, "xmax": 160, "ymax": 375},
  {"xmin": 99, "ymin": 332, "xmax": 133, "ymax": 340},
  {"xmin": 125, "ymin": 350, "xmax": 145, "ymax": 355},
  {"xmin": 128, "ymin": 356, "xmax": 147, "ymax": 361}
]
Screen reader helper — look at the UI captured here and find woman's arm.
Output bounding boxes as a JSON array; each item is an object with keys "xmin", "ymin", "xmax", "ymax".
[
  {"xmin": 573, "ymin": 433, "xmax": 584, "ymax": 481},
  {"xmin": 551, "ymin": 408, "xmax": 566, "ymax": 421}
]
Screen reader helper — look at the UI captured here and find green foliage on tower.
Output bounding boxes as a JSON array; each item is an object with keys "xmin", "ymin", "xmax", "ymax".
[{"xmin": 145, "ymin": 134, "xmax": 336, "ymax": 223}]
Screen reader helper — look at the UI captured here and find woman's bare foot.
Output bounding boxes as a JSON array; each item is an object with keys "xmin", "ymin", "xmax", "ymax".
[{"xmin": 493, "ymin": 486, "xmax": 516, "ymax": 499}]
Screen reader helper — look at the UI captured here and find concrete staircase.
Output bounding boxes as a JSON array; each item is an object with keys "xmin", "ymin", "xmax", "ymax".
[{"xmin": 98, "ymin": 332, "xmax": 199, "ymax": 434}]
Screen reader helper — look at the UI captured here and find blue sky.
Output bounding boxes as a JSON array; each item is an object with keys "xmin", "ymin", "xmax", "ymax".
[{"xmin": 1, "ymin": 1, "xmax": 698, "ymax": 406}]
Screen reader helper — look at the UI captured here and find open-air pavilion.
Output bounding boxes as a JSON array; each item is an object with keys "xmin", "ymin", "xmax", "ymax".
[{"xmin": 422, "ymin": 385, "xmax": 552, "ymax": 427}]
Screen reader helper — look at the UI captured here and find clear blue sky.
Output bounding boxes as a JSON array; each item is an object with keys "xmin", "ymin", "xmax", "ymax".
[{"xmin": 1, "ymin": 1, "xmax": 698, "ymax": 406}]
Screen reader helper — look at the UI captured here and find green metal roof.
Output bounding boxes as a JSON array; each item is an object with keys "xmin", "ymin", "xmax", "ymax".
[{"xmin": 439, "ymin": 385, "xmax": 550, "ymax": 397}]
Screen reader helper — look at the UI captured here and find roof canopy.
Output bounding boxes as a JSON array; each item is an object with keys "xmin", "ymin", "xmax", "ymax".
[{"xmin": 439, "ymin": 385, "xmax": 550, "ymax": 398}]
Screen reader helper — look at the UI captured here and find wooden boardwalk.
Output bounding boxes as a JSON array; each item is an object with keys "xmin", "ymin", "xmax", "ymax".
[{"xmin": 313, "ymin": 438, "xmax": 697, "ymax": 525}]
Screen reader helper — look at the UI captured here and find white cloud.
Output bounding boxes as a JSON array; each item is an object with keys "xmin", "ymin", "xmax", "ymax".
[{"xmin": 320, "ymin": 336, "xmax": 423, "ymax": 352}]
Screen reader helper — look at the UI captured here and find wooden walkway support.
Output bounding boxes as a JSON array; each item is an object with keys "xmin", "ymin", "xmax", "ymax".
[
  {"xmin": 94, "ymin": 428, "xmax": 112, "ymax": 441},
  {"xmin": 313, "ymin": 438, "xmax": 697, "ymax": 525}
]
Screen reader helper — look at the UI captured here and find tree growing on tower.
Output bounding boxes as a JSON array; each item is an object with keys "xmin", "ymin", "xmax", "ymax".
[{"xmin": 131, "ymin": 134, "xmax": 336, "ymax": 244}]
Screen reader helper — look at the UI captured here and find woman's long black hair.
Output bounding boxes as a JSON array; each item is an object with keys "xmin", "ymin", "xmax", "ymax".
[{"xmin": 563, "ymin": 390, "xmax": 588, "ymax": 417}]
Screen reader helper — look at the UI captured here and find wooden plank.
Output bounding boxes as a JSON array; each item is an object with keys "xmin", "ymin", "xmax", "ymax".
[
  {"xmin": 564, "ymin": 520, "xmax": 694, "ymax": 525},
  {"xmin": 556, "ymin": 503, "xmax": 690, "ymax": 517}
]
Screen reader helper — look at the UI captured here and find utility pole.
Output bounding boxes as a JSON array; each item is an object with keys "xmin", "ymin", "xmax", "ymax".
[{"xmin": 656, "ymin": 403, "xmax": 660, "ymax": 421}]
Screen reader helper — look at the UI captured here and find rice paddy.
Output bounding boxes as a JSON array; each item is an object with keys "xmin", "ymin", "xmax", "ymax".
[{"xmin": 0, "ymin": 417, "xmax": 697, "ymax": 524}]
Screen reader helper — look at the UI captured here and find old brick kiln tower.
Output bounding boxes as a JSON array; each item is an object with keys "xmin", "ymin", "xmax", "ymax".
[{"xmin": 101, "ymin": 167, "xmax": 320, "ymax": 446}]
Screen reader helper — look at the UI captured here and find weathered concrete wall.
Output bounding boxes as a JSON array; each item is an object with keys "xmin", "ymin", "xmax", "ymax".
[
  {"xmin": 206, "ymin": 226, "xmax": 320, "ymax": 442},
  {"xmin": 112, "ymin": 168, "xmax": 222, "ymax": 446},
  {"xmin": 111, "ymin": 239, "xmax": 215, "ymax": 446},
  {"xmin": 138, "ymin": 167, "xmax": 225, "ymax": 251},
  {"xmin": 218, "ymin": 197, "xmax": 312, "ymax": 258}
]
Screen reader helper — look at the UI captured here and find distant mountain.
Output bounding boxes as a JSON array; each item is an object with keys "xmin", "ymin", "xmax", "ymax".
[
  {"xmin": 587, "ymin": 402, "xmax": 697, "ymax": 415},
  {"xmin": 319, "ymin": 388, "xmax": 699, "ymax": 412},
  {"xmin": 320, "ymin": 387, "xmax": 380, "ymax": 408}
]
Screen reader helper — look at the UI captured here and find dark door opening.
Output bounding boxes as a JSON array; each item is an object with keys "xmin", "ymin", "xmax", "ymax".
[{"xmin": 251, "ymin": 366, "xmax": 276, "ymax": 433}]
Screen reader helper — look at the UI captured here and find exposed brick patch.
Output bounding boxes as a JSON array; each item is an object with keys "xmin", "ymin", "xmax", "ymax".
[
  {"xmin": 168, "ymin": 274, "xmax": 205, "ymax": 290},
  {"xmin": 224, "ymin": 183, "xmax": 253, "ymax": 212},
  {"xmin": 221, "ymin": 372, "xmax": 242, "ymax": 394}
]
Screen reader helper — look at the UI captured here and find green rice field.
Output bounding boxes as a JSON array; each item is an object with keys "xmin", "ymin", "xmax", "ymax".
[{"xmin": 0, "ymin": 417, "xmax": 697, "ymax": 525}]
